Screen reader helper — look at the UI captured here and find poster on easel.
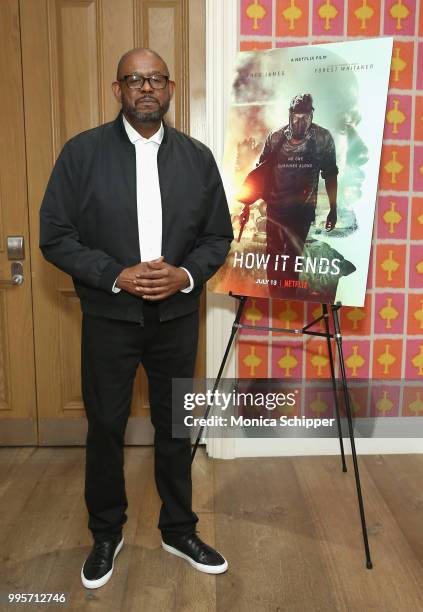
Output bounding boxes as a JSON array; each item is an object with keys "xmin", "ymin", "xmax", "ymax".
[{"xmin": 208, "ymin": 37, "xmax": 393, "ymax": 307}]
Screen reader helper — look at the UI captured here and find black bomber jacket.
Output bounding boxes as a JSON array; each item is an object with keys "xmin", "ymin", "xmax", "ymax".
[{"xmin": 39, "ymin": 112, "xmax": 233, "ymax": 323}]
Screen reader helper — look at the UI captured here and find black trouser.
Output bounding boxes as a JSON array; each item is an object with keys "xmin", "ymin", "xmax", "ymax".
[
  {"xmin": 81, "ymin": 302, "xmax": 199, "ymax": 541},
  {"xmin": 266, "ymin": 204, "xmax": 315, "ymax": 297}
]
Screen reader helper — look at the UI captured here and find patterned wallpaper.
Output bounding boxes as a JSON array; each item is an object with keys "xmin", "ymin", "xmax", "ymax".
[{"xmin": 236, "ymin": 0, "xmax": 423, "ymax": 417}]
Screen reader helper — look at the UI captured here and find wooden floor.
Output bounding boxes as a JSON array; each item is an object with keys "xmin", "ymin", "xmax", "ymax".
[{"xmin": 0, "ymin": 448, "xmax": 423, "ymax": 612}]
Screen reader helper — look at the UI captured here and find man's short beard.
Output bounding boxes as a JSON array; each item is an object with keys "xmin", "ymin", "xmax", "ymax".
[
  {"xmin": 130, "ymin": 108, "xmax": 163, "ymax": 123},
  {"xmin": 125, "ymin": 100, "xmax": 170, "ymax": 124}
]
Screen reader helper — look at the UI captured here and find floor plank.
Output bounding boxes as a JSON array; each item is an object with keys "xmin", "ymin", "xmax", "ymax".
[
  {"xmin": 294, "ymin": 455, "xmax": 423, "ymax": 612},
  {"xmin": 363, "ymin": 455, "xmax": 423, "ymax": 563},
  {"xmin": 214, "ymin": 456, "xmax": 339, "ymax": 612},
  {"xmin": 0, "ymin": 448, "xmax": 422, "ymax": 612}
]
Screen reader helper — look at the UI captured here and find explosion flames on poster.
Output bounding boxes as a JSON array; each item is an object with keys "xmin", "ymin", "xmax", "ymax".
[{"xmin": 209, "ymin": 38, "xmax": 393, "ymax": 307}]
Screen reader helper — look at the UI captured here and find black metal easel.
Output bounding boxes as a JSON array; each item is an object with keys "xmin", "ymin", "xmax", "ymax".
[{"xmin": 191, "ymin": 293, "xmax": 373, "ymax": 569}]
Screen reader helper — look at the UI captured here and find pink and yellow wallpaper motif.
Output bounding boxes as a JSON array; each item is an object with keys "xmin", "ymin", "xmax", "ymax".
[{"xmin": 237, "ymin": 0, "xmax": 423, "ymax": 417}]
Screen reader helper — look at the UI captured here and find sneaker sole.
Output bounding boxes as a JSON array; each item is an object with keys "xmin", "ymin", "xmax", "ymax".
[
  {"xmin": 161, "ymin": 540, "xmax": 228, "ymax": 574},
  {"xmin": 81, "ymin": 537, "xmax": 124, "ymax": 589}
]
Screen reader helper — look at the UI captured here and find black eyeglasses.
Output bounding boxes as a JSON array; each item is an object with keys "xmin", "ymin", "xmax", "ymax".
[{"xmin": 119, "ymin": 73, "xmax": 170, "ymax": 90}]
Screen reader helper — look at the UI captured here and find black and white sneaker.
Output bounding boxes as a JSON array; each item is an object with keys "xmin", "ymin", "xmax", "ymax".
[
  {"xmin": 81, "ymin": 535, "xmax": 124, "ymax": 589},
  {"xmin": 161, "ymin": 532, "xmax": 228, "ymax": 574}
]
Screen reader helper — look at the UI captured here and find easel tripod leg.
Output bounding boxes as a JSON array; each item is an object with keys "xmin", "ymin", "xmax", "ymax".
[
  {"xmin": 191, "ymin": 296, "xmax": 247, "ymax": 462},
  {"xmin": 322, "ymin": 304, "xmax": 347, "ymax": 472},
  {"xmin": 331, "ymin": 305, "xmax": 373, "ymax": 569}
]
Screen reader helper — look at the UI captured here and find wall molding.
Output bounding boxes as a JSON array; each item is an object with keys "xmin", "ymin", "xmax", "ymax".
[{"xmin": 205, "ymin": 0, "xmax": 239, "ymax": 459}]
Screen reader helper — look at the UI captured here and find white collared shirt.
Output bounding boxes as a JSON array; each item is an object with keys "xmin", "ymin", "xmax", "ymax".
[{"xmin": 112, "ymin": 115, "xmax": 193, "ymax": 293}]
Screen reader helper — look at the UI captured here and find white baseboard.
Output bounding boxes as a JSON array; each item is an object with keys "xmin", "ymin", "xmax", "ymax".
[{"xmin": 229, "ymin": 438, "xmax": 423, "ymax": 457}]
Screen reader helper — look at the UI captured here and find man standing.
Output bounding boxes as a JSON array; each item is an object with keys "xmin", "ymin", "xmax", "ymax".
[
  {"xmin": 39, "ymin": 48, "xmax": 233, "ymax": 588},
  {"xmin": 257, "ymin": 94, "xmax": 338, "ymax": 293}
]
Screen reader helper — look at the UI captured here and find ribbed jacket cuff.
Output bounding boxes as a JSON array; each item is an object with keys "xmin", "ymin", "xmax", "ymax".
[
  {"xmin": 179, "ymin": 261, "xmax": 203, "ymax": 288},
  {"xmin": 98, "ymin": 261, "xmax": 125, "ymax": 293}
]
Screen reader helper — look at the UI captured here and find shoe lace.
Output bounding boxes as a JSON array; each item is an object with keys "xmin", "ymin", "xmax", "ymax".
[{"xmin": 91, "ymin": 540, "xmax": 111, "ymax": 568}]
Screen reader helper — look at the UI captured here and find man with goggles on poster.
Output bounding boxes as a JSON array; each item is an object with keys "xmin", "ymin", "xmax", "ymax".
[{"xmin": 251, "ymin": 94, "xmax": 339, "ymax": 295}]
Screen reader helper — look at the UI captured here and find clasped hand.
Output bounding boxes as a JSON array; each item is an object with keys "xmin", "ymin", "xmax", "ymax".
[{"xmin": 116, "ymin": 256, "xmax": 190, "ymax": 300}]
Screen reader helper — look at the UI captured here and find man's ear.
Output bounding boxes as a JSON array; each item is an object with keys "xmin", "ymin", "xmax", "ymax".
[
  {"xmin": 112, "ymin": 81, "xmax": 122, "ymax": 104},
  {"xmin": 168, "ymin": 80, "xmax": 176, "ymax": 100}
]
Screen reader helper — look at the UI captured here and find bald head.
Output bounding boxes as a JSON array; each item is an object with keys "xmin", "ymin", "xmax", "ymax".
[
  {"xmin": 112, "ymin": 47, "xmax": 175, "ymax": 135},
  {"xmin": 116, "ymin": 48, "xmax": 170, "ymax": 80}
]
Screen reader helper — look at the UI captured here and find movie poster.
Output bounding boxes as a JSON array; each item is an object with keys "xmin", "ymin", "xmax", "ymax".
[{"xmin": 209, "ymin": 38, "xmax": 393, "ymax": 307}]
